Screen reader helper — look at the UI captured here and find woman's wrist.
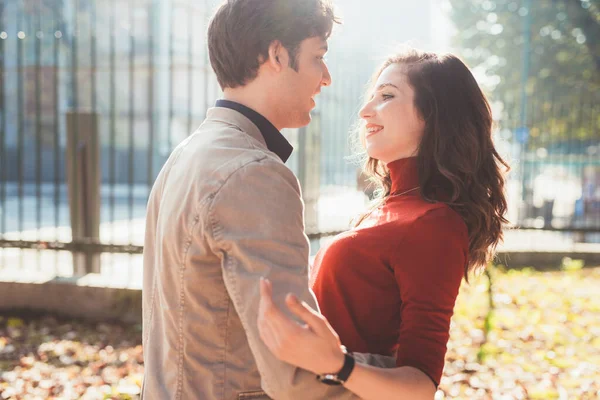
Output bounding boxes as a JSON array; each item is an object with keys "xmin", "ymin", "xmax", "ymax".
[{"xmin": 317, "ymin": 345, "xmax": 346, "ymax": 375}]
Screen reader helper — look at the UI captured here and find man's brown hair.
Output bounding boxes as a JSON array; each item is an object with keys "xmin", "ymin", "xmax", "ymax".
[{"xmin": 208, "ymin": 0, "xmax": 339, "ymax": 89}]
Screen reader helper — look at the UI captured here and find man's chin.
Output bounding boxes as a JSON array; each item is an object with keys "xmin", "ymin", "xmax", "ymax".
[
  {"xmin": 300, "ymin": 112, "xmax": 313, "ymax": 127},
  {"xmin": 285, "ymin": 112, "xmax": 312, "ymax": 129}
]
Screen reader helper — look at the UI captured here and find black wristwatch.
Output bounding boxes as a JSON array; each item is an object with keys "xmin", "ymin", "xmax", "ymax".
[{"xmin": 316, "ymin": 346, "xmax": 355, "ymax": 386}]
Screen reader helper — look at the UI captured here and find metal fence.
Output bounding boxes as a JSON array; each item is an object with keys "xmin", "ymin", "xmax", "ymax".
[
  {"xmin": 1, "ymin": 0, "xmax": 219, "ymax": 271},
  {"xmin": 497, "ymin": 89, "xmax": 599, "ymax": 235},
  {"xmin": 0, "ymin": 0, "xmax": 599, "ymax": 280},
  {"xmin": 0, "ymin": 0, "xmax": 369, "ymax": 277}
]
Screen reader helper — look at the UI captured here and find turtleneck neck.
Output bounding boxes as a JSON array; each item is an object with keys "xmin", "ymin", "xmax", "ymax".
[{"xmin": 387, "ymin": 156, "xmax": 420, "ymax": 195}]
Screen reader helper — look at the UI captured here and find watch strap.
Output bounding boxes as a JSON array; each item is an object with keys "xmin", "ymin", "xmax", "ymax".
[
  {"xmin": 316, "ymin": 350, "xmax": 355, "ymax": 385},
  {"xmin": 337, "ymin": 351, "xmax": 356, "ymax": 382}
]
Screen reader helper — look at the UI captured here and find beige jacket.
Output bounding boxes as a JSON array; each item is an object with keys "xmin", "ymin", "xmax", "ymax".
[{"xmin": 141, "ymin": 107, "xmax": 395, "ymax": 400}]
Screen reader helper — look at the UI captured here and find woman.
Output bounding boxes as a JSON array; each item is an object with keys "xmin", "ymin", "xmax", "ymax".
[{"xmin": 257, "ymin": 48, "xmax": 509, "ymax": 399}]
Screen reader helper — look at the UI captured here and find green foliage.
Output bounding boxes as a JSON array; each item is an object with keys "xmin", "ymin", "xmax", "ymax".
[
  {"xmin": 448, "ymin": 0, "xmax": 599, "ymax": 148},
  {"xmin": 561, "ymin": 256, "xmax": 585, "ymax": 271}
]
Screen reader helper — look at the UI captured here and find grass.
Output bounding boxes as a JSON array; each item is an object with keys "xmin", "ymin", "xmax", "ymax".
[{"xmin": 1, "ymin": 266, "xmax": 599, "ymax": 399}]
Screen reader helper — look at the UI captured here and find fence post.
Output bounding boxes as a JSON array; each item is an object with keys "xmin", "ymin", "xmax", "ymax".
[
  {"xmin": 66, "ymin": 111, "xmax": 101, "ymax": 275},
  {"xmin": 297, "ymin": 114, "xmax": 321, "ymax": 235}
]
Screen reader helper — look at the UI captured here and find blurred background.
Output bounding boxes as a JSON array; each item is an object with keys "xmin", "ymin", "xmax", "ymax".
[{"xmin": 0, "ymin": 0, "xmax": 598, "ymax": 399}]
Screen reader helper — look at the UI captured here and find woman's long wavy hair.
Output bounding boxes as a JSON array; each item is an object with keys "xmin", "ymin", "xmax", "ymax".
[{"xmin": 353, "ymin": 49, "xmax": 509, "ymax": 280}]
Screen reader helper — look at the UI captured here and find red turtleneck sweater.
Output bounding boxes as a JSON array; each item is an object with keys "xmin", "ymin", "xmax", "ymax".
[{"xmin": 310, "ymin": 157, "xmax": 468, "ymax": 387}]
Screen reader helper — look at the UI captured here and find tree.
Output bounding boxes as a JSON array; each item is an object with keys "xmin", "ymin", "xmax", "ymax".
[{"xmin": 448, "ymin": 0, "xmax": 599, "ymax": 149}]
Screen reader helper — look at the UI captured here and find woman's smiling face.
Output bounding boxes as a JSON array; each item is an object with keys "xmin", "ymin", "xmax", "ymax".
[{"xmin": 359, "ymin": 63, "xmax": 425, "ymax": 164}]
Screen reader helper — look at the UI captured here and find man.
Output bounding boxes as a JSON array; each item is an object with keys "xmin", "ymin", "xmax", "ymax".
[{"xmin": 141, "ymin": 1, "xmax": 394, "ymax": 399}]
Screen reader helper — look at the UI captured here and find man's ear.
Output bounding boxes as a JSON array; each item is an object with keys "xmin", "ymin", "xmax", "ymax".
[{"xmin": 266, "ymin": 40, "xmax": 289, "ymax": 72}]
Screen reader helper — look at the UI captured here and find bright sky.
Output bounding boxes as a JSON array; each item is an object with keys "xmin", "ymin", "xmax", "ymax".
[{"xmin": 330, "ymin": 0, "xmax": 453, "ymax": 56}]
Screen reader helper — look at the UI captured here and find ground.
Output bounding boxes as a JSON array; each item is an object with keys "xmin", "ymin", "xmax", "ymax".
[{"xmin": 1, "ymin": 266, "xmax": 599, "ymax": 399}]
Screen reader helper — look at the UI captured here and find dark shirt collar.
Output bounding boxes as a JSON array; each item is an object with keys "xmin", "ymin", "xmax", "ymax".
[{"xmin": 215, "ymin": 99, "xmax": 293, "ymax": 163}]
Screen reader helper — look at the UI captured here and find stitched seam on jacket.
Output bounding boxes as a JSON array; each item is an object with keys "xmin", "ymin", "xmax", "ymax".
[
  {"xmin": 207, "ymin": 157, "xmax": 277, "ymax": 397},
  {"xmin": 222, "ymin": 268, "xmax": 232, "ymax": 400},
  {"xmin": 175, "ymin": 214, "xmax": 200, "ymax": 400},
  {"xmin": 206, "ymin": 196, "xmax": 231, "ymax": 400},
  {"xmin": 209, "ymin": 117, "xmax": 268, "ymax": 153},
  {"xmin": 146, "ymin": 143, "xmax": 186, "ymax": 348}
]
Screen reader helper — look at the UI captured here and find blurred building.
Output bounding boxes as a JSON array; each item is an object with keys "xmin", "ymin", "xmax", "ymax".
[{"xmin": 1, "ymin": 0, "xmax": 220, "ymax": 186}]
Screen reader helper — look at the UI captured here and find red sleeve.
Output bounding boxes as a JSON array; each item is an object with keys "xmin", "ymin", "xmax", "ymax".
[{"xmin": 392, "ymin": 207, "xmax": 467, "ymax": 387}]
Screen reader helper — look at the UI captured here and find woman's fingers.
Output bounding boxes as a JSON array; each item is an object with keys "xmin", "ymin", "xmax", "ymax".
[
  {"xmin": 260, "ymin": 278, "xmax": 287, "ymax": 323},
  {"xmin": 285, "ymin": 293, "xmax": 327, "ymax": 335},
  {"xmin": 259, "ymin": 277, "xmax": 273, "ymax": 305},
  {"xmin": 261, "ymin": 277, "xmax": 324, "ymax": 336},
  {"xmin": 259, "ymin": 277, "xmax": 300, "ymax": 333},
  {"xmin": 257, "ymin": 278, "xmax": 341, "ymax": 373},
  {"xmin": 258, "ymin": 278, "xmax": 302, "ymax": 361},
  {"xmin": 259, "ymin": 278, "xmax": 285, "ymax": 327},
  {"xmin": 258, "ymin": 278, "xmax": 282, "ymax": 354}
]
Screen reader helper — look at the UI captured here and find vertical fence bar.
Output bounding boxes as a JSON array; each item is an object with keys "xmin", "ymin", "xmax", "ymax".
[
  {"xmin": 109, "ymin": 0, "xmax": 116, "ymax": 243},
  {"xmin": 187, "ymin": 1, "xmax": 193, "ymax": 135},
  {"xmin": 16, "ymin": 7, "xmax": 25, "ymax": 269},
  {"xmin": 562, "ymin": 98, "xmax": 569, "ymax": 235},
  {"xmin": 53, "ymin": 1, "xmax": 61, "ymax": 273},
  {"xmin": 69, "ymin": 0, "xmax": 80, "ymax": 274},
  {"xmin": 508, "ymin": 98, "xmax": 521, "ymax": 225},
  {"xmin": 35, "ymin": 0, "xmax": 43, "ymax": 270},
  {"xmin": 577, "ymin": 87, "xmax": 585, "ymax": 155},
  {"xmin": 530, "ymin": 92, "xmax": 546, "ymax": 229},
  {"xmin": 589, "ymin": 96, "xmax": 597, "ymax": 232},
  {"xmin": 575, "ymin": 87, "xmax": 586, "ymax": 241},
  {"xmin": 168, "ymin": 3, "xmax": 173, "ymax": 152},
  {"xmin": 127, "ymin": 0, "xmax": 136, "ymax": 275},
  {"xmin": 147, "ymin": 0, "xmax": 154, "ymax": 193},
  {"xmin": 595, "ymin": 97, "xmax": 598, "ymax": 232},
  {"xmin": 539, "ymin": 90, "xmax": 548, "ymax": 224},
  {"xmin": 0, "ymin": 3, "xmax": 6, "ymax": 244},
  {"xmin": 129, "ymin": 0, "xmax": 135, "ymax": 244},
  {"xmin": 596, "ymin": 98, "xmax": 599, "ymax": 232},
  {"xmin": 533, "ymin": 91, "xmax": 540, "ymax": 224},
  {"xmin": 36, "ymin": 1, "xmax": 42, "ymax": 242},
  {"xmin": 557, "ymin": 100, "xmax": 566, "ymax": 222},
  {"xmin": 91, "ymin": 0, "xmax": 97, "ymax": 146},
  {"xmin": 563, "ymin": 95, "xmax": 571, "ymax": 172},
  {"xmin": 70, "ymin": 0, "xmax": 79, "ymax": 243},
  {"xmin": 568, "ymin": 90, "xmax": 580, "ymax": 232},
  {"xmin": 203, "ymin": 0, "xmax": 209, "ymax": 117},
  {"xmin": 91, "ymin": 0, "xmax": 99, "ymax": 268},
  {"xmin": 17, "ymin": 10, "xmax": 24, "ymax": 238},
  {"xmin": 545, "ymin": 91, "xmax": 554, "ymax": 232}
]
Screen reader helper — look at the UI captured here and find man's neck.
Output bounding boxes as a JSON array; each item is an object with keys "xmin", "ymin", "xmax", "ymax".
[{"xmin": 222, "ymin": 87, "xmax": 283, "ymax": 131}]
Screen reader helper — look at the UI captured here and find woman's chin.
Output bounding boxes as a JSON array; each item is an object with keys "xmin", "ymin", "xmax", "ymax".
[{"xmin": 365, "ymin": 146, "xmax": 385, "ymax": 162}]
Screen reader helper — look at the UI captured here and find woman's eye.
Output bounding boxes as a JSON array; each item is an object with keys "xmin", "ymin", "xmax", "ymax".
[{"xmin": 382, "ymin": 94, "xmax": 394, "ymax": 100}]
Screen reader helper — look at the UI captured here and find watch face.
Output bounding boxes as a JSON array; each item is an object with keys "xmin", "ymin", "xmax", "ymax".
[{"xmin": 317, "ymin": 374, "xmax": 343, "ymax": 386}]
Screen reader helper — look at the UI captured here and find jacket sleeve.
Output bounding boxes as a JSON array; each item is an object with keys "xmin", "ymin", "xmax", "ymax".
[{"xmin": 207, "ymin": 157, "xmax": 395, "ymax": 399}]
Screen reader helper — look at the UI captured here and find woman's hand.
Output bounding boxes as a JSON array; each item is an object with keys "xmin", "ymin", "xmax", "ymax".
[{"xmin": 257, "ymin": 277, "xmax": 346, "ymax": 375}]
